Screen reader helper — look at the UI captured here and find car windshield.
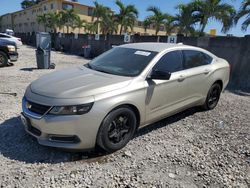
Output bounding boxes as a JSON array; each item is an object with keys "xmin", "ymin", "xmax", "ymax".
[{"xmin": 86, "ymin": 47, "xmax": 158, "ymax": 77}]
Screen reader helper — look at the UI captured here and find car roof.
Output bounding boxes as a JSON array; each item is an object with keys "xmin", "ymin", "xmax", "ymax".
[
  {"xmin": 0, "ymin": 33, "xmax": 8, "ymax": 36},
  {"xmin": 119, "ymin": 42, "xmax": 190, "ymax": 52},
  {"xmin": 119, "ymin": 42, "xmax": 216, "ymax": 58},
  {"xmin": 0, "ymin": 33, "xmax": 13, "ymax": 37}
]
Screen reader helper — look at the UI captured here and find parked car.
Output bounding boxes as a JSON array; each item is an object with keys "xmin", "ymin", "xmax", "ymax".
[
  {"xmin": 0, "ymin": 33, "xmax": 22, "ymax": 48},
  {"xmin": 5, "ymin": 29, "xmax": 14, "ymax": 36},
  {"xmin": 21, "ymin": 43, "xmax": 230, "ymax": 152},
  {"xmin": 0, "ymin": 39, "xmax": 18, "ymax": 67}
]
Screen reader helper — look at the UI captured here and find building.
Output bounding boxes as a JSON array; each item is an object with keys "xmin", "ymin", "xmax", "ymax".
[{"xmin": 0, "ymin": 0, "xmax": 166, "ymax": 35}]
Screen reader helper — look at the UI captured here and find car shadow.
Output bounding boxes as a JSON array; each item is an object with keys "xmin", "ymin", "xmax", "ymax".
[
  {"xmin": 135, "ymin": 107, "xmax": 201, "ymax": 137},
  {"xmin": 0, "ymin": 63, "xmax": 14, "ymax": 69},
  {"xmin": 228, "ymin": 89, "xmax": 250, "ymax": 97},
  {"xmin": 0, "ymin": 107, "xmax": 201, "ymax": 164},
  {"xmin": 0, "ymin": 116, "xmax": 106, "ymax": 164},
  {"xmin": 20, "ymin": 67, "xmax": 38, "ymax": 71}
]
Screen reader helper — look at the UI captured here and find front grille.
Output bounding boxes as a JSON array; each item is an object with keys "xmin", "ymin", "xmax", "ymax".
[
  {"xmin": 49, "ymin": 135, "xmax": 80, "ymax": 143},
  {"xmin": 27, "ymin": 100, "xmax": 51, "ymax": 115}
]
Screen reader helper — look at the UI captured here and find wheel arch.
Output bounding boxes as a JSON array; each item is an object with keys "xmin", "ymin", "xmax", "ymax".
[
  {"xmin": 110, "ymin": 103, "xmax": 141, "ymax": 128},
  {"xmin": 0, "ymin": 50, "xmax": 9, "ymax": 59},
  {"xmin": 95, "ymin": 103, "xmax": 141, "ymax": 150},
  {"xmin": 213, "ymin": 80, "xmax": 223, "ymax": 90}
]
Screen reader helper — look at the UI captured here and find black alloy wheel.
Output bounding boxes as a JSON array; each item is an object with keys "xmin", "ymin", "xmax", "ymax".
[
  {"xmin": 0, "ymin": 51, "xmax": 8, "ymax": 67},
  {"xmin": 97, "ymin": 107, "xmax": 137, "ymax": 152},
  {"xmin": 203, "ymin": 83, "xmax": 221, "ymax": 110}
]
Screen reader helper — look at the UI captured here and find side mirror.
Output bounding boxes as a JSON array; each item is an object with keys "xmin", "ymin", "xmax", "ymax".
[{"xmin": 148, "ymin": 69, "xmax": 171, "ymax": 80}]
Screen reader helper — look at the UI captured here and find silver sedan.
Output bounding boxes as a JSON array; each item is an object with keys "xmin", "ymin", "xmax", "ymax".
[{"xmin": 21, "ymin": 43, "xmax": 230, "ymax": 152}]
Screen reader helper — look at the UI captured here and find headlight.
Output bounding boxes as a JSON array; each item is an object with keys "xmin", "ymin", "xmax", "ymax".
[
  {"xmin": 49, "ymin": 103, "xmax": 94, "ymax": 115},
  {"xmin": 7, "ymin": 45, "xmax": 16, "ymax": 52}
]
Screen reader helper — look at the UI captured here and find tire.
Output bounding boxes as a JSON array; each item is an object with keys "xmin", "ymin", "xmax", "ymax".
[
  {"xmin": 0, "ymin": 51, "xmax": 8, "ymax": 67},
  {"xmin": 97, "ymin": 107, "xmax": 137, "ymax": 153},
  {"xmin": 202, "ymin": 83, "xmax": 222, "ymax": 110},
  {"xmin": 49, "ymin": 63, "xmax": 56, "ymax": 69}
]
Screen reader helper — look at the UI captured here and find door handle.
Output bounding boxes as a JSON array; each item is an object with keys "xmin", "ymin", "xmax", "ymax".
[
  {"xmin": 178, "ymin": 75, "xmax": 185, "ymax": 82},
  {"xmin": 204, "ymin": 69, "xmax": 211, "ymax": 74}
]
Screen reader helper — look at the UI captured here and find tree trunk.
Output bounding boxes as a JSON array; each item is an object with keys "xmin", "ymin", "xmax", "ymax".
[
  {"xmin": 155, "ymin": 30, "xmax": 158, "ymax": 36},
  {"xmin": 67, "ymin": 26, "xmax": 69, "ymax": 33},
  {"xmin": 119, "ymin": 25, "xmax": 123, "ymax": 35},
  {"xmin": 200, "ymin": 19, "xmax": 208, "ymax": 34},
  {"xmin": 155, "ymin": 25, "xmax": 159, "ymax": 36},
  {"xmin": 96, "ymin": 18, "xmax": 99, "ymax": 34}
]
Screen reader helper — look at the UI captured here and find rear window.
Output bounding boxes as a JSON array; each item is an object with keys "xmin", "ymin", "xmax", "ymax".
[{"xmin": 183, "ymin": 50, "xmax": 213, "ymax": 69}]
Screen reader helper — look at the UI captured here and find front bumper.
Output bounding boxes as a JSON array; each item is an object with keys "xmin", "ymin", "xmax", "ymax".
[
  {"xmin": 21, "ymin": 97, "xmax": 104, "ymax": 150},
  {"xmin": 9, "ymin": 52, "xmax": 18, "ymax": 61}
]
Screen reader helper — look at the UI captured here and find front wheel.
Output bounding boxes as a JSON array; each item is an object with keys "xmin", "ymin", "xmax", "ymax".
[
  {"xmin": 0, "ymin": 51, "xmax": 8, "ymax": 67},
  {"xmin": 202, "ymin": 83, "xmax": 222, "ymax": 110},
  {"xmin": 96, "ymin": 107, "xmax": 137, "ymax": 153}
]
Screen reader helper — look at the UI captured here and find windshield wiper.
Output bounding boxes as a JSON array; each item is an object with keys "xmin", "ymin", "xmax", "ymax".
[
  {"xmin": 85, "ymin": 64, "xmax": 112, "ymax": 74},
  {"xmin": 94, "ymin": 67, "xmax": 112, "ymax": 74},
  {"xmin": 85, "ymin": 63, "xmax": 93, "ymax": 69}
]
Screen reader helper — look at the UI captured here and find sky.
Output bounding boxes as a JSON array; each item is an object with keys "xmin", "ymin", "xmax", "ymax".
[{"xmin": 0, "ymin": 0, "xmax": 249, "ymax": 36}]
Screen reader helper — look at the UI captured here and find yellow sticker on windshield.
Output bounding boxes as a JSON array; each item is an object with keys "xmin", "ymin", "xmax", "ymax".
[{"xmin": 134, "ymin": 51, "xmax": 151, "ymax": 56}]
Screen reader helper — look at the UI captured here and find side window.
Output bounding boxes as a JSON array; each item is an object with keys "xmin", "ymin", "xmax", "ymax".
[
  {"xmin": 0, "ymin": 34, "xmax": 9, "ymax": 38},
  {"xmin": 153, "ymin": 51, "xmax": 183, "ymax": 73},
  {"xmin": 183, "ymin": 50, "xmax": 213, "ymax": 69},
  {"xmin": 202, "ymin": 52, "xmax": 213, "ymax": 65}
]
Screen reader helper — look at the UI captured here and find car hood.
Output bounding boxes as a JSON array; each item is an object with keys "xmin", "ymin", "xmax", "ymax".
[{"xmin": 30, "ymin": 66, "xmax": 133, "ymax": 99}]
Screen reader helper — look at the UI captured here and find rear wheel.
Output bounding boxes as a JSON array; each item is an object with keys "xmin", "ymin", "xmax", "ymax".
[
  {"xmin": 0, "ymin": 51, "xmax": 8, "ymax": 67},
  {"xmin": 203, "ymin": 83, "xmax": 221, "ymax": 110},
  {"xmin": 97, "ymin": 107, "xmax": 137, "ymax": 153}
]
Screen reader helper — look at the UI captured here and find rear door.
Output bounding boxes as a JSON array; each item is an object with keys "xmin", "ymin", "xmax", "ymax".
[
  {"xmin": 181, "ymin": 50, "xmax": 214, "ymax": 104},
  {"xmin": 145, "ymin": 50, "xmax": 188, "ymax": 123}
]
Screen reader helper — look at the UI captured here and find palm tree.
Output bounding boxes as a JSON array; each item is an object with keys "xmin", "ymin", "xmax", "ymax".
[
  {"xmin": 94, "ymin": 7, "xmax": 118, "ymax": 35},
  {"xmin": 143, "ymin": 18, "xmax": 152, "ymax": 33},
  {"xmin": 21, "ymin": 0, "xmax": 46, "ymax": 9},
  {"xmin": 21, "ymin": 0, "xmax": 36, "ymax": 9},
  {"xmin": 37, "ymin": 14, "xmax": 47, "ymax": 32},
  {"xmin": 46, "ymin": 12, "xmax": 61, "ymax": 34},
  {"xmin": 57, "ymin": 11, "xmax": 66, "ymax": 33},
  {"xmin": 60, "ymin": 9, "xmax": 78, "ymax": 33},
  {"xmin": 235, "ymin": 0, "xmax": 250, "ymax": 31},
  {"xmin": 73, "ymin": 16, "xmax": 86, "ymax": 33},
  {"xmin": 146, "ymin": 6, "xmax": 169, "ymax": 35},
  {"xmin": 173, "ymin": 4, "xmax": 198, "ymax": 36},
  {"xmin": 191, "ymin": 0, "xmax": 236, "ymax": 33},
  {"xmin": 115, "ymin": 0, "xmax": 138, "ymax": 35},
  {"xmin": 84, "ymin": 22, "xmax": 97, "ymax": 34},
  {"xmin": 164, "ymin": 16, "xmax": 176, "ymax": 35},
  {"xmin": 92, "ymin": 1, "xmax": 110, "ymax": 33}
]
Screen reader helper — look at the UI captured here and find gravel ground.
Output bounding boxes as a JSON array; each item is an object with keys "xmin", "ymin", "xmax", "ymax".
[{"xmin": 0, "ymin": 45, "xmax": 249, "ymax": 188}]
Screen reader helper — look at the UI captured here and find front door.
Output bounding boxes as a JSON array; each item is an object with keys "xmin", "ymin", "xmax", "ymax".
[{"xmin": 145, "ymin": 50, "xmax": 188, "ymax": 123}]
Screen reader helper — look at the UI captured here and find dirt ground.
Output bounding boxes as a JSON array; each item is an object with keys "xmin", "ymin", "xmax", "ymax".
[{"xmin": 0, "ymin": 45, "xmax": 249, "ymax": 188}]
